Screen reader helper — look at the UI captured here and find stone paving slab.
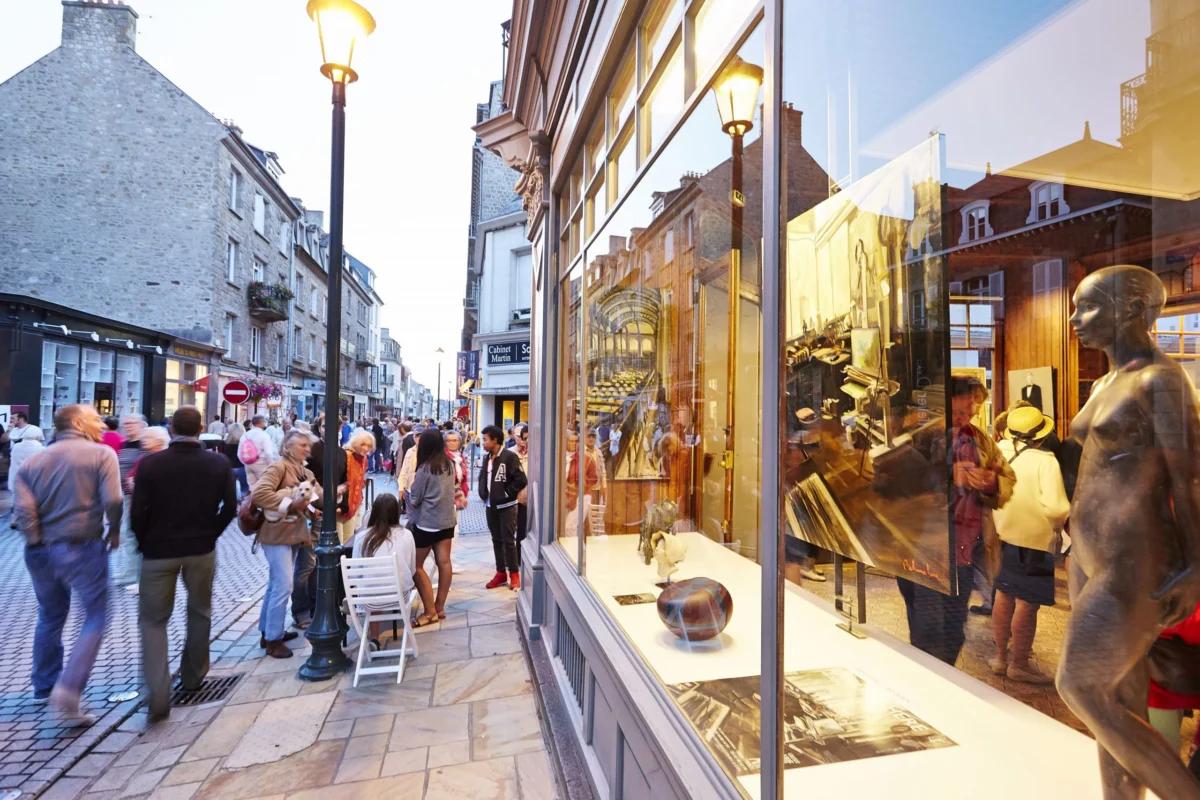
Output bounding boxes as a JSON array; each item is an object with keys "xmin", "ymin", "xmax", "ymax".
[{"xmin": 31, "ymin": 488, "xmax": 558, "ymax": 800}]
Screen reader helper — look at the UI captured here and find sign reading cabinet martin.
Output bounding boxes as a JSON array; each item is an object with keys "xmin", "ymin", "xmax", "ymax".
[{"xmin": 486, "ymin": 341, "xmax": 530, "ymax": 366}]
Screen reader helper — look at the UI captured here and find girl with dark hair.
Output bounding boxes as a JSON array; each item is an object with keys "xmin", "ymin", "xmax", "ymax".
[
  {"xmin": 408, "ymin": 429, "xmax": 457, "ymax": 625},
  {"xmin": 351, "ymin": 494, "xmax": 423, "ymax": 647}
]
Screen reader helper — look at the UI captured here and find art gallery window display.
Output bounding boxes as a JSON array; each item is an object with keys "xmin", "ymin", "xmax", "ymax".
[
  {"xmin": 537, "ymin": 0, "xmax": 1200, "ymax": 798},
  {"xmin": 40, "ymin": 340, "xmax": 143, "ymax": 423}
]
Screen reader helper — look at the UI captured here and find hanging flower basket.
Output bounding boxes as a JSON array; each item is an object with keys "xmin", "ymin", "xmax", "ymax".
[{"xmin": 249, "ymin": 379, "xmax": 284, "ymax": 402}]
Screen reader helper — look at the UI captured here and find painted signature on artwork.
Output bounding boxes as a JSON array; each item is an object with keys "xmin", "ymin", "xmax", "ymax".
[{"xmin": 901, "ymin": 558, "xmax": 941, "ymax": 581}]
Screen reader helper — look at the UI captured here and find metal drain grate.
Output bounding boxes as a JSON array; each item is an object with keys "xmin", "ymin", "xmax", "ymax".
[{"xmin": 169, "ymin": 673, "xmax": 244, "ymax": 707}]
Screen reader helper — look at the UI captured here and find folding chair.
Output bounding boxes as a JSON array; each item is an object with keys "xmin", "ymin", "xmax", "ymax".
[{"xmin": 341, "ymin": 554, "xmax": 419, "ymax": 687}]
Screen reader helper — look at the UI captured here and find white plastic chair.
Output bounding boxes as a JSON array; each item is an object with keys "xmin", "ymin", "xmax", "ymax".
[{"xmin": 341, "ymin": 554, "xmax": 419, "ymax": 687}]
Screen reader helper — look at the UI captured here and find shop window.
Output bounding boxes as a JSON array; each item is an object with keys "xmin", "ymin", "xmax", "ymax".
[
  {"xmin": 114, "ymin": 353, "xmax": 143, "ymax": 418},
  {"xmin": 959, "ymin": 200, "xmax": 993, "ymax": 243},
  {"xmin": 1026, "ymin": 180, "xmax": 1069, "ymax": 223},
  {"xmin": 609, "ymin": 54, "xmax": 636, "ymax": 145},
  {"xmin": 40, "ymin": 340, "xmax": 79, "ymax": 424},
  {"xmin": 585, "ymin": 118, "xmax": 605, "ymax": 181},
  {"xmin": 639, "ymin": 47, "xmax": 683, "ymax": 161},
  {"xmin": 639, "ymin": 0, "xmax": 681, "ymax": 88},
  {"xmin": 165, "ymin": 360, "xmax": 207, "ymax": 418},
  {"xmin": 692, "ymin": 0, "xmax": 756, "ymax": 85}
]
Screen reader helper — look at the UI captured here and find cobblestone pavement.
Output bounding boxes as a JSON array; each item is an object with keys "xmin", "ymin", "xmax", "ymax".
[
  {"xmin": 0, "ymin": 489, "xmax": 268, "ymax": 798},
  {"xmin": 38, "ymin": 518, "xmax": 555, "ymax": 799}
]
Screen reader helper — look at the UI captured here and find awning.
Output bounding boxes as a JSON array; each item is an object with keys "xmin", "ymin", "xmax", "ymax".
[{"xmin": 192, "ymin": 375, "xmax": 211, "ymax": 392}]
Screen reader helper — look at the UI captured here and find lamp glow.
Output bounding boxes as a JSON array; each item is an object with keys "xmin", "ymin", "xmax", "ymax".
[
  {"xmin": 307, "ymin": 0, "xmax": 376, "ymax": 84},
  {"xmin": 712, "ymin": 57, "xmax": 763, "ymax": 137}
]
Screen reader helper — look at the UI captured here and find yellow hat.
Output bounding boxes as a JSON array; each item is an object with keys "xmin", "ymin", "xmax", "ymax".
[{"xmin": 1004, "ymin": 405, "xmax": 1054, "ymax": 441}]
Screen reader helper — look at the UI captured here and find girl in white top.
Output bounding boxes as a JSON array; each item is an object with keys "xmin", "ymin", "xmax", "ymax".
[
  {"xmin": 989, "ymin": 405, "xmax": 1070, "ymax": 685},
  {"xmin": 352, "ymin": 494, "xmax": 428, "ymax": 646}
]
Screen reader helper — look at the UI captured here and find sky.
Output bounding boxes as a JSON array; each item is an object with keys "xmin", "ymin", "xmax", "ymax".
[{"xmin": 0, "ymin": 0, "xmax": 512, "ymax": 396}]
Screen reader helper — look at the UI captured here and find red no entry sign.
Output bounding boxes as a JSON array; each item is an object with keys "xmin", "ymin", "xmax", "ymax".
[{"xmin": 223, "ymin": 380, "xmax": 251, "ymax": 405}]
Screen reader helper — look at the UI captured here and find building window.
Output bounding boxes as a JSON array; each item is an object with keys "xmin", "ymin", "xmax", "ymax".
[
  {"xmin": 224, "ymin": 314, "xmax": 235, "ymax": 358},
  {"xmin": 309, "ymin": 334, "xmax": 317, "ymax": 363},
  {"xmin": 278, "ymin": 221, "xmax": 289, "ymax": 254},
  {"xmin": 226, "ymin": 239, "xmax": 239, "ymax": 283},
  {"xmin": 683, "ymin": 211, "xmax": 695, "ymax": 250},
  {"xmin": 664, "ymin": 229, "xmax": 675, "ymax": 263},
  {"xmin": 311, "ymin": 288, "xmax": 321, "ymax": 318},
  {"xmin": 254, "ymin": 193, "xmax": 267, "ymax": 235},
  {"xmin": 293, "ymin": 325, "xmax": 302, "ymax": 360},
  {"xmin": 275, "ymin": 334, "xmax": 285, "ymax": 372},
  {"xmin": 1026, "ymin": 180, "xmax": 1069, "ymax": 223},
  {"xmin": 959, "ymin": 201, "xmax": 993, "ymax": 243},
  {"xmin": 293, "ymin": 274, "xmax": 304, "ymax": 307},
  {"xmin": 250, "ymin": 326, "xmax": 262, "ymax": 365},
  {"xmin": 228, "ymin": 169, "xmax": 240, "ymax": 212},
  {"xmin": 252, "ymin": 257, "xmax": 265, "ymax": 283}
]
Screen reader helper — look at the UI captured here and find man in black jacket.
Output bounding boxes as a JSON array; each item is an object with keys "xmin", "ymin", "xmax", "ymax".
[
  {"xmin": 130, "ymin": 406, "xmax": 236, "ymax": 722},
  {"xmin": 479, "ymin": 425, "xmax": 528, "ymax": 591}
]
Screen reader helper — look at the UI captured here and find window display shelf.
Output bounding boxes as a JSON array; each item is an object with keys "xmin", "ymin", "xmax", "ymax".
[{"xmin": 559, "ymin": 532, "xmax": 1115, "ymax": 799}]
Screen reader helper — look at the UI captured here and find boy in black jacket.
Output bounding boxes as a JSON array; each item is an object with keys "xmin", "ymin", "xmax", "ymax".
[{"xmin": 478, "ymin": 425, "xmax": 528, "ymax": 590}]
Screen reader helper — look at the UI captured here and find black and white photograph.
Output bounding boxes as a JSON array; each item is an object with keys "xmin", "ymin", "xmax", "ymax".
[
  {"xmin": 613, "ymin": 592, "xmax": 658, "ymax": 606},
  {"xmin": 784, "ymin": 473, "xmax": 873, "ymax": 565},
  {"xmin": 668, "ymin": 667, "xmax": 955, "ymax": 778},
  {"xmin": 1007, "ymin": 365, "xmax": 1055, "ymax": 421}
]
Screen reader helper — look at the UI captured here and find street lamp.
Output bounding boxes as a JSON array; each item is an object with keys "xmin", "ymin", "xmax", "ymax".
[
  {"xmin": 435, "ymin": 347, "xmax": 444, "ymax": 422},
  {"xmin": 300, "ymin": 0, "xmax": 375, "ymax": 682},
  {"xmin": 711, "ymin": 56, "xmax": 762, "ymax": 544}
]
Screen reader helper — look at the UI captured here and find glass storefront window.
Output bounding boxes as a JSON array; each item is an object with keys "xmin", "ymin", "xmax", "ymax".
[
  {"xmin": 692, "ymin": 0, "xmax": 757, "ymax": 85},
  {"xmin": 40, "ymin": 341, "xmax": 79, "ymax": 425},
  {"xmin": 609, "ymin": 54, "xmax": 636, "ymax": 145},
  {"xmin": 639, "ymin": 0, "xmax": 681, "ymax": 89},
  {"xmin": 559, "ymin": 260, "xmax": 584, "ymax": 564},
  {"xmin": 639, "ymin": 47, "xmax": 683, "ymax": 162},
  {"xmin": 165, "ymin": 359, "xmax": 208, "ymax": 418}
]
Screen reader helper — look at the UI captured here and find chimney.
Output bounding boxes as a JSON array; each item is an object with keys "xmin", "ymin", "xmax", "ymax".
[{"xmin": 61, "ymin": 1, "xmax": 138, "ymax": 51}]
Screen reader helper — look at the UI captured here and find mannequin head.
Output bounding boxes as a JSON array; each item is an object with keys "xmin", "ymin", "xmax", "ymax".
[{"xmin": 1070, "ymin": 264, "xmax": 1165, "ymax": 351}]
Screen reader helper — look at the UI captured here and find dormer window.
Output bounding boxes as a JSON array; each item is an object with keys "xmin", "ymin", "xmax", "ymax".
[
  {"xmin": 1027, "ymin": 181, "xmax": 1069, "ymax": 223},
  {"xmin": 959, "ymin": 200, "xmax": 993, "ymax": 244}
]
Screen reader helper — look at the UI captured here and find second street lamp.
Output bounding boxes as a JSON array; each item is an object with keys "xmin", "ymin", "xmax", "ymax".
[
  {"xmin": 435, "ymin": 347, "xmax": 444, "ymax": 421},
  {"xmin": 711, "ymin": 56, "xmax": 763, "ymax": 544},
  {"xmin": 300, "ymin": 0, "xmax": 375, "ymax": 682}
]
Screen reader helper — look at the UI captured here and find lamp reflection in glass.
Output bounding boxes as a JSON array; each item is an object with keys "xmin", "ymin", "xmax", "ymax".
[
  {"xmin": 306, "ymin": 0, "xmax": 376, "ymax": 84},
  {"xmin": 711, "ymin": 55, "xmax": 763, "ymax": 543}
]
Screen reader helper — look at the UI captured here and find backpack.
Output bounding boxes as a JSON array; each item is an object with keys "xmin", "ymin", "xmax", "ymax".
[{"xmin": 238, "ymin": 434, "xmax": 259, "ymax": 465}]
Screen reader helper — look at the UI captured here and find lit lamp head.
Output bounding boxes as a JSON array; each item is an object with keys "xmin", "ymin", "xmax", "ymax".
[
  {"xmin": 307, "ymin": 0, "xmax": 376, "ymax": 84},
  {"xmin": 712, "ymin": 56, "xmax": 764, "ymax": 138}
]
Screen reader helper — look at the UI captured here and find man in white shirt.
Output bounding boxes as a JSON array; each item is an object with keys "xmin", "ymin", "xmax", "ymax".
[
  {"xmin": 265, "ymin": 418, "xmax": 284, "ymax": 453},
  {"xmin": 239, "ymin": 415, "xmax": 278, "ymax": 488},
  {"xmin": 2, "ymin": 411, "xmax": 42, "ymax": 448},
  {"xmin": 206, "ymin": 415, "xmax": 226, "ymax": 438}
]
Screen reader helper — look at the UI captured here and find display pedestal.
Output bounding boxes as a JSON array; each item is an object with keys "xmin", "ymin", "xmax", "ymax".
[{"xmin": 561, "ymin": 532, "xmax": 1135, "ymax": 799}]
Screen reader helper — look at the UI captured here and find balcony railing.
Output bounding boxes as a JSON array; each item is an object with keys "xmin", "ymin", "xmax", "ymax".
[
  {"xmin": 339, "ymin": 339, "xmax": 355, "ymax": 358},
  {"xmin": 247, "ymin": 281, "xmax": 292, "ymax": 323},
  {"xmin": 355, "ymin": 346, "xmax": 377, "ymax": 366},
  {"xmin": 379, "ymin": 373, "xmax": 396, "ymax": 386}
]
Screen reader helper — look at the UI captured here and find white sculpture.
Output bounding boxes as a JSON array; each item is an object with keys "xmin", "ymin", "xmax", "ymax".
[{"xmin": 652, "ymin": 531, "xmax": 688, "ymax": 584}]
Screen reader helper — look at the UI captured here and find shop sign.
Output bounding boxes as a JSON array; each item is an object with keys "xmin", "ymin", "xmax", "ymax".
[
  {"xmin": 222, "ymin": 380, "xmax": 251, "ymax": 405},
  {"xmin": 172, "ymin": 345, "xmax": 209, "ymax": 360},
  {"xmin": 457, "ymin": 350, "xmax": 480, "ymax": 379},
  {"xmin": 486, "ymin": 341, "xmax": 530, "ymax": 365}
]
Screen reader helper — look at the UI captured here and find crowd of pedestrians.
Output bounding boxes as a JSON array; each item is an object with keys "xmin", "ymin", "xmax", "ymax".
[{"xmin": 5, "ymin": 402, "xmax": 529, "ymax": 724}]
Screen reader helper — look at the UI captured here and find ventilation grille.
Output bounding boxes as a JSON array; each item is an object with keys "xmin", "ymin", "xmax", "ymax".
[
  {"xmin": 555, "ymin": 608, "xmax": 585, "ymax": 713},
  {"xmin": 169, "ymin": 673, "xmax": 244, "ymax": 707}
]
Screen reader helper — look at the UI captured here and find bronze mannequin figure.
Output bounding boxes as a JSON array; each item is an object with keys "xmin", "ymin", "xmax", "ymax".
[{"xmin": 1060, "ymin": 264, "xmax": 1200, "ymax": 800}]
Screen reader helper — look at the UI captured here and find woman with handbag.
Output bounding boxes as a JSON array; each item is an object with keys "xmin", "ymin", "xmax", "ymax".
[
  {"xmin": 251, "ymin": 430, "xmax": 320, "ymax": 658},
  {"xmin": 988, "ymin": 405, "xmax": 1069, "ymax": 684}
]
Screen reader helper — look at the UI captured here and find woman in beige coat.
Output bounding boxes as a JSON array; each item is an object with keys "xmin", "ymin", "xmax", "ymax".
[{"xmin": 251, "ymin": 430, "xmax": 319, "ymax": 658}]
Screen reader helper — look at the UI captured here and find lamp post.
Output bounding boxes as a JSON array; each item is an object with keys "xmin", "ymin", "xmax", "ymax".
[
  {"xmin": 712, "ymin": 56, "xmax": 763, "ymax": 544},
  {"xmin": 435, "ymin": 347, "xmax": 444, "ymax": 422},
  {"xmin": 300, "ymin": 0, "xmax": 375, "ymax": 682}
]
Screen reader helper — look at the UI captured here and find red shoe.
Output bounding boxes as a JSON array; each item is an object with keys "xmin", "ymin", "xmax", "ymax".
[
  {"xmin": 508, "ymin": 571, "xmax": 521, "ymax": 591},
  {"xmin": 485, "ymin": 571, "xmax": 507, "ymax": 589}
]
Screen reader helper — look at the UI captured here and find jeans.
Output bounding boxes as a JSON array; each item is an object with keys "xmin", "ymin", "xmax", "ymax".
[
  {"xmin": 25, "ymin": 539, "xmax": 109, "ymax": 696},
  {"xmin": 897, "ymin": 565, "xmax": 973, "ymax": 665},
  {"xmin": 486, "ymin": 505, "xmax": 520, "ymax": 573},
  {"xmin": 113, "ymin": 495, "xmax": 142, "ymax": 586},
  {"xmin": 258, "ymin": 544, "xmax": 296, "ymax": 642},
  {"xmin": 233, "ymin": 467, "xmax": 250, "ymax": 497},
  {"xmin": 140, "ymin": 552, "xmax": 214, "ymax": 717},
  {"xmin": 291, "ymin": 543, "xmax": 317, "ymax": 625}
]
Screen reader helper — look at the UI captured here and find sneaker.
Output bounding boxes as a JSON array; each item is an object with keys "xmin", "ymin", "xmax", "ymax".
[
  {"xmin": 485, "ymin": 571, "xmax": 507, "ymax": 590},
  {"xmin": 987, "ymin": 655, "xmax": 1008, "ymax": 676},
  {"xmin": 31, "ymin": 690, "xmax": 51, "ymax": 704},
  {"xmin": 799, "ymin": 566, "xmax": 826, "ymax": 582},
  {"xmin": 1007, "ymin": 662, "xmax": 1054, "ymax": 684},
  {"xmin": 509, "ymin": 571, "xmax": 521, "ymax": 591}
]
